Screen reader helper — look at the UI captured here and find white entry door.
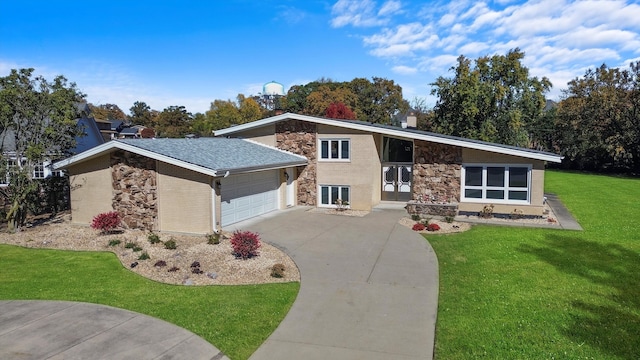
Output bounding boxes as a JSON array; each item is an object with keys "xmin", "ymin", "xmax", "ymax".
[
  {"xmin": 220, "ymin": 170, "xmax": 279, "ymax": 226},
  {"xmin": 381, "ymin": 163, "xmax": 412, "ymax": 201},
  {"xmin": 285, "ymin": 167, "xmax": 295, "ymax": 207}
]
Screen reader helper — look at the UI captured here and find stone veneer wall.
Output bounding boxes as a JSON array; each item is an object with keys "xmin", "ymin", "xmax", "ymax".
[
  {"xmin": 111, "ymin": 150, "xmax": 157, "ymax": 230},
  {"xmin": 412, "ymin": 140, "xmax": 462, "ymax": 203},
  {"xmin": 276, "ymin": 120, "xmax": 317, "ymax": 205}
]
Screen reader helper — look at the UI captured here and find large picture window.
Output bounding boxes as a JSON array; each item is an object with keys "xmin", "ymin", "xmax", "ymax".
[
  {"xmin": 320, "ymin": 139, "xmax": 350, "ymax": 161},
  {"xmin": 319, "ymin": 185, "xmax": 350, "ymax": 207},
  {"xmin": 461, "ymin": 165, "xmax": 531, "ymax": 203}
]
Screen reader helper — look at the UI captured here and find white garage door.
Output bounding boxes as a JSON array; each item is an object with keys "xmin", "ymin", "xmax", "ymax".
[{"xmin": 221, "ymin": 170, "xmax": 279, "ymax": 226}]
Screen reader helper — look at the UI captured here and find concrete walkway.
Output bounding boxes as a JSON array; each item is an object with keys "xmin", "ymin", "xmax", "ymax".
[
  {"xmin": 232, "ymin": 207, "xmax": 439, "ymax": 360},
  {"xmin": 0, "ymin": 300, "xmax": 226, "ymax": 360}
]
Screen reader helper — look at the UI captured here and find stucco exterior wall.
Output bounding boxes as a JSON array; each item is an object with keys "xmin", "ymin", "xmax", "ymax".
[
  {"xmin": 157, "ymin": 162, "xmax": 213, "ymax": 234},
  {"xmin": 236, "ymin": 124, "xmax": 276, "ymax": 147},
  {"xmin": 316, "ymin": 124, "xmax": 380, "ymax": 211},
  {"xmin": 67, "ymin": 153, "xmax": 113, "ymax": 225},
  {"xmin": 459, "ymin": 148, "xmax": 546, "ymax": 216}
]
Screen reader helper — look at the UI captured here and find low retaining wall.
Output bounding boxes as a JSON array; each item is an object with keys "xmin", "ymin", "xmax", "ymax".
[{"xmin": 405, "ymin": 202, "xmax": 458, "ymax": 217}]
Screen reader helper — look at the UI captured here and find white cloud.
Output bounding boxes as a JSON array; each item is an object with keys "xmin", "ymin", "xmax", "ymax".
[
  {"xmin": 276, "ymin": 6, "xmax": 308, "ymax": 25},
  {"xmin": 331, "ymin": 0, "xmax": 388, "ymax": 27},
  {"xmin": 392, "ymin": 65, "xmax": 418, "ymax": 75},
  {"xmin": 339, "ymin": 0, "xmax": 640, "ymax": 93},
  {"xmin": 378, "ymin": 0, "xmax": 402, "ymax": 16},
  {"xmin": 364, "ymin": 22, "xmax": 438, "ymax": 57}
]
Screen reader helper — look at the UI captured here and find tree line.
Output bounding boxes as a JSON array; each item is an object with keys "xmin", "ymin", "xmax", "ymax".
[{"xmin": 1, "ymin": 53, "xmax": 639, "ymax": 229}]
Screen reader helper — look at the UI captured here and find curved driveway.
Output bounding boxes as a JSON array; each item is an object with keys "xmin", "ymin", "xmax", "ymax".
[{"xmin": 237, "ymin": 207, "xmax": 439, "ymax": 360}]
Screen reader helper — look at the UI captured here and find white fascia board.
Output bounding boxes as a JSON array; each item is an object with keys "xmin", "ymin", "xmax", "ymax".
[
  {"xmin": 215, "ymin": 161, "xmax": 308, "ymax": 177},
  {"xmin": 215, "ymin": 112, "xmax": 563, "ymax": 163},
  {"xmin": 53, "ymin": 141, "xmax": 219, "ymax": 177}
]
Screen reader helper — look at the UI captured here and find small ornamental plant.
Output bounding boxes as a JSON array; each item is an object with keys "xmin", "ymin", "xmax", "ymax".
[
  {"xmin": 206, "ymin": 232, "xmax": 221, "ymax": 245},
  {"xmin": 148, "ymin": 232, "xmax": 161, "ymax": 244},
  {"xmin": 230, "ymin": 230, "xmax": 261, "ymax": 259},
  {"xmin": 90, "ymin": 211, "xmax": 121, "ymax": 234},
  {"xmin": 164, "ymin": 239, "xmax": 177, "ymax": 250},
  {"xmin": 427, "ymin": 223, "xmax": 441, "ymax": 232},
  {"xmin": 412, "ymin": 223, "xmax": 426, "ymax": 231}
]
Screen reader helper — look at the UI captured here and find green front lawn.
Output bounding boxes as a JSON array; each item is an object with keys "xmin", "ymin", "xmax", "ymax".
[
  {"xmin": 0, "ymin": 245, "xmax": 298, "ymax": 360},
  {"xmin": 428, "ymin": 170, "xmax": 640, "ymax": 359}
]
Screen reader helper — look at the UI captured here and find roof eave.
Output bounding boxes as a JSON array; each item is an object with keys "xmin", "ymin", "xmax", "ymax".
[
  {"xmin": 215, "ymin": 113, "xmax": 564, "ymax": 163},
  {"xmin": 53, "ymin": 141, "xmax": 219, "ymax": 177}
]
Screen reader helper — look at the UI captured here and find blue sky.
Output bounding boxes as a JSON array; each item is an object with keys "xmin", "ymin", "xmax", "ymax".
[{"xmin": 2, "ymin": 0, "xmax": 639, "ymax": 114}]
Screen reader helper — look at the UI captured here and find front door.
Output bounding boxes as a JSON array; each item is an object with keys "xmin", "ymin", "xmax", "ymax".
[
  {"xmin": 382, "ymin": 163, "xmax": 412, "ymax": 201},
  {"xmin": 381, "ymin": 136, "xmax": 414, "ymax": 201}
]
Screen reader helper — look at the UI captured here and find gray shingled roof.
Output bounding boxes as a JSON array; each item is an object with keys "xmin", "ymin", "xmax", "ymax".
[{"xmin": 116, "ymin": 138, "xmax": 306, "ymax": 172}]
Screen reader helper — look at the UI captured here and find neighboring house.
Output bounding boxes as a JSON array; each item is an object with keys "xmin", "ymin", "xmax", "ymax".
[
  {"xmin": 214, "ymin": 113, "xmax": 563, "ymax": 217},
  {"xmin": 53, "ymin": 138, "xmax": 307, "ymax": 234},
  {"xmin": 0, "ymin": 102, "xmax": 104, "ymax": 185},
  {"xmin": 94, "ymin": 118, "xmax": 115, "ymax": 142},
  {"xmin": 54, "ymin": 112, "xmax": 563, "ymax": 235}
]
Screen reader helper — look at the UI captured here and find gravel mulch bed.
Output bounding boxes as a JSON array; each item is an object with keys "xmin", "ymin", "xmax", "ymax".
[{"xmin": 0, "ymin": 215, "xmax": 300, "ymax": 286}]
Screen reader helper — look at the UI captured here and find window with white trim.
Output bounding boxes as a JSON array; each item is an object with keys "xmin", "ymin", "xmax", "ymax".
[
  {"xmin": 33, "ymin": 162, "xmax": 46, "ymax": 179},
  {"xmin": 319, "ymin": 185, "xmax": 350, "ymax": 207},
  {"xmin": 461, "ymin": 165, "xmax": 531, "ymax": 204},
  {"xmin": 319, "ymin": 139, "xmax": 350, "ymax": 161}
]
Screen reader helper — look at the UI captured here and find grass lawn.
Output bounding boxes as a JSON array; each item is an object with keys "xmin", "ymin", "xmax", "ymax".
[
  {"xmin": 427, "ymin": 170, "xmax": 640, "ymax": 359},
  {"xmin": 0, "ymin": 245, "xmax": 298, "ymax": 360}
]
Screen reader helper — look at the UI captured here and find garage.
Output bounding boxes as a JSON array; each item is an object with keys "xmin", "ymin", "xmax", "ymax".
[{"xmin": 220, "ymin": 170, "xmax": 279, "ymax": 226}]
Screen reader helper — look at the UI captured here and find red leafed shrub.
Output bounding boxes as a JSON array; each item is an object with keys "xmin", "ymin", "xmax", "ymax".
[
  {"xmin": 427, "ymin": 223, "xmax": 441, "ymax": 232},
  {"xmin": 230, "ymin": 230, "xmax": 261, "ymax": 259},
  {"xmin": 91, "ymin": 211, "xmax": 121, "ymax": 233},
  {"xmin": 412, "ymin": 223, "xmax": 426, "ymax": 231}
]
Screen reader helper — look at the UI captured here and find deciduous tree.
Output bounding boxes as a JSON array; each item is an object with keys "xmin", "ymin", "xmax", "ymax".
[
  {"xmin": 89, "ymin": 103, "xmax": 126, "ymax": 121},
  {"xmin": 555, "ymin": 62, "xmax": 640, "ymax": 173},
  {"xmin": 325, "ymin": 102, "xmax": 356, "ymax": 119},
  {"xmin": 155, "ymin": 105, "xmax": 192, "ymax": 138},
  {"xmin": 0, "ymin": 68, "xmax": 84, "ymax": 230},
  {"xmin": 430, "ymin": 49, "xmax": 551, "ymax": 146}
]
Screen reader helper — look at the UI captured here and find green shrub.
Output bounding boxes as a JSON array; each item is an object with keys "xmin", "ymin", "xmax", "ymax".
[
  {"xmin": 132, "ymin": 245, "xmax": 143, "ymax": 252},
  {"xmin": 164, "ymin": 239, "xmax": 177, "ymax": 250},
  {"xmin": 124, "ymin": 242, "xmax": 136, "ymax": 249},
  {"xmin": 138, "ymin": 252, "xmax": 150, "ymax": 260},
  {"xmin": 206, "ymin": 232, "xmax": 220, "ymax": 245},
  {"xmin": 108, "ymin": 239, "xmax": 121, "ymax": 247},
  {"xmin": 148, "ymin": 232, "xmax": 161, "ymax": 244},
  {"xmin": 444, "ymin": 215, "xmax": 455, "ymax": 223},
  {"xmin": 411, "ymin": 214, "xmax": 421, "ymax": 221}
]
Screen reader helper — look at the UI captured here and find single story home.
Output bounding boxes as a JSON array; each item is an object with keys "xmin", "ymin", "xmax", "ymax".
[
  {"xmin": 53, "ymin": 137, "xmax": 306, "ymax": 234},
  {"xmin": 54, "ymin": 112, "xmax": 562, "ymax": 234}
]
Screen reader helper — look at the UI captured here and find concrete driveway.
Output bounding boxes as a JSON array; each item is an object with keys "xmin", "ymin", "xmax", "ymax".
[{"xmin": 233, "ymin": 206, "xmax": 439, "ymax": 360}]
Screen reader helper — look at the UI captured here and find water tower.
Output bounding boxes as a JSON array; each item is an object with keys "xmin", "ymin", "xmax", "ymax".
[{"xmin": 260, "ymin": 81, "xmax": 285, "ymax": 111}]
